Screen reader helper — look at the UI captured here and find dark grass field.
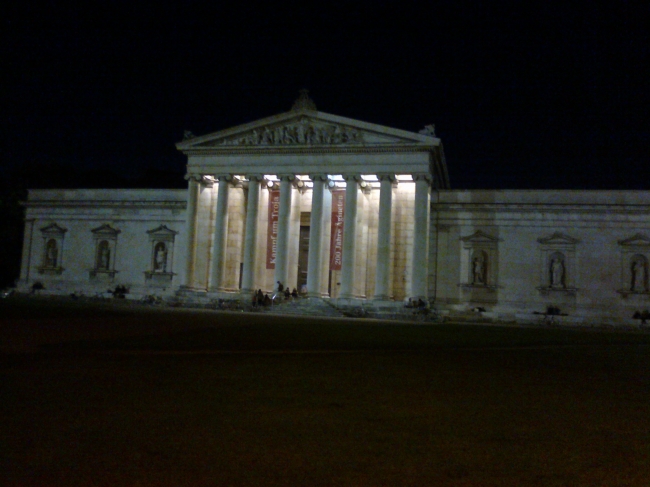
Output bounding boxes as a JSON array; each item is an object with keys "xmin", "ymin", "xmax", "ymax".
[{"xmin": 2, "ymin": 297, "xmax": 650, "ymax": 486}]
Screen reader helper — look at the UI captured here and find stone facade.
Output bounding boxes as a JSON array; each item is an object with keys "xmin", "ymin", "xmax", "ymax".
[
  {"xmin": 15, "ymin": 94, "xmax": 650, "ymax": 324},
  {"xmin": 19, "ymin": 189, "xmax": 187, "ymax": 295},
  {"xmin": 432, "ymin": 190, "xmax": 650, "ymax": 323}
]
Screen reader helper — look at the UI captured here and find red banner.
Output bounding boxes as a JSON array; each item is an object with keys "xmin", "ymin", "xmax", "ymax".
[
  {"xmin": 266, "ymin": 190, "xmax": 280, "ymax": 269},
  {"xmin": 329, "ymin": 190, "xmax": 345, "ymax": 270}
]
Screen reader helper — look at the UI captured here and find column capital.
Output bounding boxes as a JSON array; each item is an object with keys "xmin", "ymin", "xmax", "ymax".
[
  {"xmin": 215, "ymin": 175, "xmax": 233, "ymax": 182},
  {"xmin": 342, "ymin": 174, "xmax": 362, "ymax": 183},
  {"xmin": 412, "ymin": 174, "xmax": 433, "ymax": 183},
  {"xmin": 309, "ymin": 174, "xmax": 329, "ymax": 182},
  {"xmin": 376, "ymin": 173, "xmax": 397, "ymax": 183},
  {"xmin": 246, "ymin": 174, "xmax": 265, "ymax": 182},
  {"xmin": 184, "ymin": 172, "xmax": 203, "ymax": 182},
  {"xmin": 277, "ymin": 174, "xmax": 296, "ymax": 182}
]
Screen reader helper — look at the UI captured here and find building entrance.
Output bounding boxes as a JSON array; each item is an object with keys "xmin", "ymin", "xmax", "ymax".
[{"xmin": 297, "ymin": 225, "xmax": 309, "ymax": 291}]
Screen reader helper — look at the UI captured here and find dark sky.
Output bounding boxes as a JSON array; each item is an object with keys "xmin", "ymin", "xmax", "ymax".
[{"xmin": 2, "ymin": 1, "xmax": 648, "ymax": 189}]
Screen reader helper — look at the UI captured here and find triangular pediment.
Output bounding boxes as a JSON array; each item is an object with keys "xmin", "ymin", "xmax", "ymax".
[
  {"xmin": 461, "ymin": 230, "xmax": 499, "ymax": 243},
  {"xmin": 40, "ymin": 223, "xmax": 67, "ymax": 235},
  {"xmin": 147, "ymin": 225, "xmax": 178, "ymax": 237},
  {"xmin": 91, "ymin": 224, "xmax": 120, "ymax": 237},
  {"xmin": 176, "ymin": 110, "xmax": 438, "ymax": 151},
  {"xmin": 537, "ymin": 232, "xmax": 580, "ymax": 245},
  {"xmin": 619, "ymin": 233, "xmax": 650, "ymax": 247}
]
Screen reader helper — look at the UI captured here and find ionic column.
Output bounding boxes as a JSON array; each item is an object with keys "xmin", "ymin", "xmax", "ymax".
[
  {"xmin": 209, "ymin": 176, "xmax": 231, "ymax": 291},
  {"xmin": 307, "ymin": 175, "xmax": 327, "ymax": 297},
  {"xmin": 274, "ymin": 175, "xmax": 294, "ymax": 289},
  {"xmin": 411, "ymin": 175, "xmax": 431, "ymax": 300},
  {"xmin": 374, "ymin": 174, "xmax": 395, "ymax": 300},
  {"xmin": 241, "ymin": 175, "xmax": 262, "ymax": 293},
  {"xmin": 182, "ymin": 174, "xmax": 201, "ymax": 288},
  {"xmin": 339, "ymin": 175, "xmax": 359, "ymax": 299}
]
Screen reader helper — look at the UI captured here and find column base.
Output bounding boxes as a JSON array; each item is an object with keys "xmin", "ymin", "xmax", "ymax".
[
  {"xmin": 339, "ymin": 293, "xmax": 366, "ymax": 300},
  {"xmin": 206, "ymin": 287, "xmax": 237, "ymax": 296},
  {"xmin": 306, "ymin": 292, "xmax": 330, "ymax": 298},
  {"xmin": 373, "ymin": 294, "xmax": 392, "ymax": 301},
  {"xmin": 179, "ymin": 285, "xmax": 207, "ymax": 292}
]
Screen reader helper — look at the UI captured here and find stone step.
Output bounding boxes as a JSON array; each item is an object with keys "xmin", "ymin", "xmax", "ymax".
[{"xmin": 258, "ymin": 298, "xmax": 347, "ymax": 318}]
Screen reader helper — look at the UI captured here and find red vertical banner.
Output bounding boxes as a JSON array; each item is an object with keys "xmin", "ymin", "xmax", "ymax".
[
  {"xmin": 329, "ymin": 190, "xmax": 345, "ymax": 270},
  {"xmin": 266, "ymin": 190, "xmax": 280, "ymax": 269}
]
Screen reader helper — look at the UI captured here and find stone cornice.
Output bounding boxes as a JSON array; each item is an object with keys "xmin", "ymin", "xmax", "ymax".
[
  {"xmin": 182, "ymin": 145, "xmax": 437, "ymax": 157},
  {"xmin": 432, "ymin": 203, "xmax": 650, "ymax": 214},
  {"xmin": 22, "ymin": 200, "xmax": 187, "ymax": 209}
]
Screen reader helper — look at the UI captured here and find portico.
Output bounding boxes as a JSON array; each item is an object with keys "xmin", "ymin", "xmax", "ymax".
[{"xmin": 175, "ymin": 91, "xmax": 449, "ymax": 302}]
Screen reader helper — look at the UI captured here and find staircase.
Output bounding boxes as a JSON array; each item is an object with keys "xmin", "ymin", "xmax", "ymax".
[{"xmin": 259, "ymin": 297, "xmax": 347, "ymax": 318}]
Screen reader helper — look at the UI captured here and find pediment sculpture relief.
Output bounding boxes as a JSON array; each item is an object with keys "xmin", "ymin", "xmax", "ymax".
[{"xmin": 217, "ymin": 119, "xmax": 364, "ymax": 146}]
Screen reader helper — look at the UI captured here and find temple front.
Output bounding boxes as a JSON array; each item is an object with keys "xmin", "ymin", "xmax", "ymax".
[{"xmin": 17, "ymin": 92, "xmax": 650, "ymax": 324}]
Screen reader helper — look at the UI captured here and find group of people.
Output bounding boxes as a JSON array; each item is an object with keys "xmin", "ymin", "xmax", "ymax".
[
  {"xmin": 252, "ymin": 289, "xmax": 272, "ymax": 306},
  {"xmin": 405, "ymin": 297, "xmax": 427, "ymax": 309},
  {"xmin": 276, "ymin": 281, "xmax": 300, "ymax": 299},
  {"xmin": 251, "ymin": 281, "xmax": 302, "ymax": 307}
]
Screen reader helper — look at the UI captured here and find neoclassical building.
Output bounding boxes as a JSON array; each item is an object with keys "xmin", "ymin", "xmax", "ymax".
[{"xmin": 17, "ymin": 92, "xmax": 650, "ymax": 324}]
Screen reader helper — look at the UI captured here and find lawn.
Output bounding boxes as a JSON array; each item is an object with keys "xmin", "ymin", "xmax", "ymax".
[{"xmin": 1, "ymin": 297, "xmax": 650, "ymax": 486}]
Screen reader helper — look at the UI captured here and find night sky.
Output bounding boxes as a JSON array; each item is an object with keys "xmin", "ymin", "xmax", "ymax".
[{"xmin": 2, "ymin": 1, "xmax": 648, "ymax": 190}]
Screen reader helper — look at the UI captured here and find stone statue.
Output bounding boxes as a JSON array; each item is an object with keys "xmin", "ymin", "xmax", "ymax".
[
  {"xmin": 550, "ymin": 258, "xmax": 565, "ymax": 288},
  {"xmin": 99, "ymin": 243, "xmax": 110, "ymax": 270},
  {"xmin": 291, "ymin": 89, "xmax": 317, "ymax": 111},
  {"xmin": 419, "ymin": 124, "xmax": 436, "ymax": 137},
  {"xmin": 261, "ymin": 127, "xmax": 272, "ymax": 144},
  {"xmin": 632, "ymin": 260, "xmax": 645, "ymax": 292},
  {"xmin": 154, "ymin": 243, "xmax": 167, "ymax": 272},
  {"xmin": 45, "ymin": 239, "xmax": 58, "ymax": 267},
  {"xmin": 472, "ymin": 257, "xmax": 484, "ymax": 284}
]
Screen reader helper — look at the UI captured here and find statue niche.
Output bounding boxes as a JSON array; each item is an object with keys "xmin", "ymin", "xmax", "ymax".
[
  {"xmin": 631, "ymin": 255, "xmax": 648, "ymax": 293},
  {"xmin": 144, "ymin": 225, "xmax": 178, "ymax": 287},
  {"xmin": 549, "ymin": 252, "xmax": 566, "ymax": 289},
  {"xmin": 471, "ymin": 251, "xmax": 488, "ymax": 286},
  {"xmin": 38, "ymin": 223, "xmax": 66, "ymax": 275},
  {"xmin": 460, "ymin": 230, "xmax": 499, "ymax": 296},
  {"xmin": 96, "ymin": 240, "xmax": 111, "ymax": 270},
  {"xmin": 44, "ymin": 239, "xmax": 58, "ymax": 268},
  {"xmin": 153, "ymin": 242, "xmax": 168, "ymax": 273}
]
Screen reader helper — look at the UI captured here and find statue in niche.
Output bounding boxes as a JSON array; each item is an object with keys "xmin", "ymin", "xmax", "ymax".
[
  {"xmin": 154, "ymin": 242, "xmax": 168, "ymax": 273},
  {"xmin": 45, "ymin": 239, "xmax": 58, "ymax": 267},
  {"xmin": 472, "ymin": 256, "xmax": 485, "ymax": 285},
  {"xmin": 98, "ymin": 241, "xmax": 110, "ymax": 270},
  {"xmin": 550, "ymin": 257, "xmax": 565, "ymax": 288},
  {"xmin": 632, "ymin": 259, "xmax": 646, "ymax": 292}
]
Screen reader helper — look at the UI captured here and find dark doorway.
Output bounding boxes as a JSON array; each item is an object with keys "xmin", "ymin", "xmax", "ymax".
[{"xmin": 298, "ymin": 225, "xmax": 310, "ymax": 290}]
